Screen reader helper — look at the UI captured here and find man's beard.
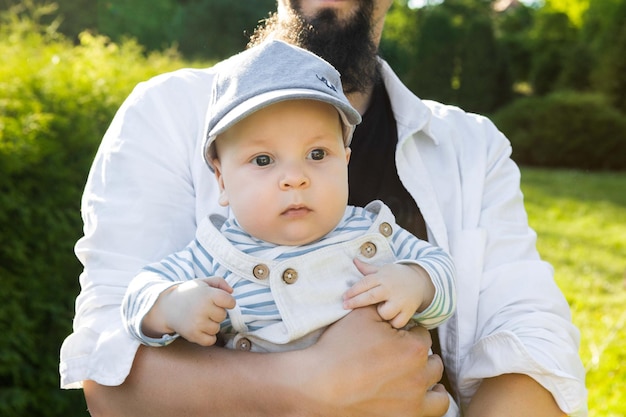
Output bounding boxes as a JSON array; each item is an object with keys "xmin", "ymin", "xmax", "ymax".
[{"xmin": 249, "ymin": 1, "xmax": 381, "ymax": 94}]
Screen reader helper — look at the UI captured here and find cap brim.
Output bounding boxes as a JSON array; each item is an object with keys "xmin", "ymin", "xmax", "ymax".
[
  {"xmin": 209, "ymin": 88, "xmax": 360, "ymax": 138},
  {"xmin": 204, "ymin": 88, "xmax": 361, "ymax": 169}
]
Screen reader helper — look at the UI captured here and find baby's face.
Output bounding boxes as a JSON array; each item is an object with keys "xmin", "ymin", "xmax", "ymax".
[{"xmin": 213, "ymin": 99, "xmax": 351, "ymax": 246}]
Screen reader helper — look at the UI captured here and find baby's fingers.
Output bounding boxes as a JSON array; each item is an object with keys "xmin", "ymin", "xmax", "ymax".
[
  {"xmin": 211, "ymin": 289, "xmax": 236, "ymax": 310},
  {"xmin": 385, "ymin": 308, "xmax": 413, "ymax": 329},
  {"xmin": 186, "ymin": 330, "xmax": 218, "ymax": 347},
  {"xmin": 200, "ymin": 276, "xmax": 234, "ymax": 293},
  {"xmin": 353, "ymin": 257, "xmax": 379, "ymax": 276},
  {"xmin": 343, "ymin": 280, "xmax": 386, "ymax": 310}
]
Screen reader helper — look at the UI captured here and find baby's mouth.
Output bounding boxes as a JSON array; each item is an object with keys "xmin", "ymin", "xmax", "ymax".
[{"xmin": 281, "ymin": 205, "xmax": 312, "ymax": 217}]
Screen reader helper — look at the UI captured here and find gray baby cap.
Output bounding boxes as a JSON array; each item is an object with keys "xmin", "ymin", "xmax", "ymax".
[{"xmin": 203, "ymin": 39, "xmax": 362, "ymax": 168}]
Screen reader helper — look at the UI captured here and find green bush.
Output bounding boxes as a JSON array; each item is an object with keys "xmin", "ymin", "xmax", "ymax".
[
  {"xmin": 0, "ymin": 4, "xmax": 201, "ymax": 415},
  {"xmin": 492, "ymin": 92, "xmax": 626, "ymax": 171}
]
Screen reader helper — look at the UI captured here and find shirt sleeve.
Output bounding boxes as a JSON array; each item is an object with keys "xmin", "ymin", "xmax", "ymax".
[
  {"xmin": 440, "ymin": 110, "xmax": 587, "ymax": 415},
  {"xmin": 59, "ymin": 69, "xmax": 218, "ymax": 388},
  {"xmin": 121, "ymin": 242, "xmax": 209, "ymax": 346}
]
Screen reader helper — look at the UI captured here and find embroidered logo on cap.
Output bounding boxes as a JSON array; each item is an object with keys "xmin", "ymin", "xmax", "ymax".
[{"xmin": 316, "ymin": 74, "xmax": 337, "ymax": 92}]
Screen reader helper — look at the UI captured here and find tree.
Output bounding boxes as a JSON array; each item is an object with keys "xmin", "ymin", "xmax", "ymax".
[
  {"xmin": 542, "ymin": 0, "xmax": 590, "ymax": 27},
  {"xmin": 457, "ymin": 15, "xmax": 512, "ymax": 113},
  {"xmin": 25, "ymin": 0, "xmax": 277, "ymax": 59},
  {"xmin": 96, "ymin": 0, "xmax": 180, "ymax": 51},
  {"xmin": 399, "ymin": 0, "xmax": 512, "ymax": 112},
  {"xmin": 494, "ymin": 3, "xmax": 535, "ymax": 85},
  {"xmin": 380, "ymin": 1, "xmax": 420, "ymax": 80},
  {"xmin": 558, "ymin": 42, "xmax": 593, "ymax": 92},
  {"xmin": 602, "ymin": 23, "xmax": 626, "ymax": 113},
  {"xmin": 409, "ymin": 5, "xmax": 459, "ymax": 104},
  {"xmin": 49, "ymin": 0, "xmax": 97, "ymax": 40},
  {"xmin": 175, "ymin": 0, "xmax": 274, "ymax": 60},
  {"xmin": 529, "ymin": 11, "xmax": 578, "ymax": 95},
  {"xmin": 586, "ymin": 0, "xmax": 626, "ymax": 113}
]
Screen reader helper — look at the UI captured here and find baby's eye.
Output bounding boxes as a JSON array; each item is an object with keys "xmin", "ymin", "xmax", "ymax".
[
  {"xmin": 252, "ymin": 155, "xmax": 273, "ymax": 166},
  {"xmin": 308, "ymin": 149, "xmax": 327, "ymax": 161}
]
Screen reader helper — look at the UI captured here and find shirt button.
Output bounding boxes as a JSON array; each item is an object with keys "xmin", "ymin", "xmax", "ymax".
[
  {"xmin": 253, "ymin": 264, "xmax": 269, "ymax": 280},
  {"xmin": 235, "ymin": 337, "xmax": 252, "ymax": 351},
  {"xmin": 282, "ymin": 268, "xmax": 298, "ymax": 284},
  {"xmin": 379, "ymin": 222, "xmax": 393, "ymax": 237},
  {"xmin": 360, "ymin": 242, "xmax": 377, "ymax": 258}
]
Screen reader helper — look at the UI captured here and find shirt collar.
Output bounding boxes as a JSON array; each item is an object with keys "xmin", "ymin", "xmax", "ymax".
[{"xmin": 378, "ymin": 59, "xmax": 439, "ymax": 146}]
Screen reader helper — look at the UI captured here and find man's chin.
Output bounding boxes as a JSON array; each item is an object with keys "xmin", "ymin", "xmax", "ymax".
[
  {"xmin": 250, "ymin": 0, "xmax": 379, "ymax": 93},
  {"xmin": 308, "ymin": 5, "xmax": 358, "ymax": 26}
]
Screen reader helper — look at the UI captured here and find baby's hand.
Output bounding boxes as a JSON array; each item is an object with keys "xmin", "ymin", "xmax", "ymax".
[
  {"xmin": 343, "ymin": 258, "xmax": 433, "ymax": 329},
  {"xmin": 158, "ymin": 277, "xmax": 236, "ymax": 346}
]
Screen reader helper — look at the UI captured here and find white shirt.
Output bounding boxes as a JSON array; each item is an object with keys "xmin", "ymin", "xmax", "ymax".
[{"xmin": 60, "ymin": 59, "xmax": 587, "ymax": 416}]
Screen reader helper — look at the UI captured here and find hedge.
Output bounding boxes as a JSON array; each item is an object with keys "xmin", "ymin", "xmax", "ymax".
[
  {"xmin": 492, "ymin": 91, "xmax": 626, "ymax": 171},
  {"xmin": 0, "ymin": 5, "xmax": 199, "ymax": 416}
]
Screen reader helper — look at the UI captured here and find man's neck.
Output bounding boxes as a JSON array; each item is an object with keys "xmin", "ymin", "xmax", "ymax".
[{"xmin": 347, "ymin": 84, "xmax": 375, "ymax": 115}]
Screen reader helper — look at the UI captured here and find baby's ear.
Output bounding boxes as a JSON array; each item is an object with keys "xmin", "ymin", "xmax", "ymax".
[
  {"xmin": 218, "ymin": 190, "xmax": 229, "ymax": 207},
  {"xmin": 212, "ymin": 159, "xmax": 229, "ymax": 207},
  {"xmin": 345, "ymin": 147, "xmax": 352, "ymax": 164}
]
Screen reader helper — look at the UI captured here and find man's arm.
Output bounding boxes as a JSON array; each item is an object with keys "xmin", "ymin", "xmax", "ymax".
[
  {"xmin": 465, "ymin": 373, "xmax": 566, "ymax": 417},
  {"xmin": 84, "ymin": 307, "xmax": 450, "ymax": 417}
]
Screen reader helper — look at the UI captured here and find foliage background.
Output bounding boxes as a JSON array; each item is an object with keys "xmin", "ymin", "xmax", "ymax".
[
  {"xmin": 521, "ymin": 168, "xmax": 626, "ymax": 417},
  {"xmin": 0, "ymin": 3, "xmax": 198, "ymax": 415},
  {"xmin": 0, "ymin": 0, "xmax": 624, "ymax": 415}
]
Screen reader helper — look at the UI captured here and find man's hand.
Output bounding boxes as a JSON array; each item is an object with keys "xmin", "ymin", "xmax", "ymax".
[{"xmin": 294, "ymin": 306, "xmax": 450, "ymax": 417}]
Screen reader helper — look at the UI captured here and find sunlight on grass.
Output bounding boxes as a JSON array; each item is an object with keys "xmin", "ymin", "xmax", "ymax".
[{"xmin": 520, "ymin": 168, "xmax": 626, "ymax": 417}]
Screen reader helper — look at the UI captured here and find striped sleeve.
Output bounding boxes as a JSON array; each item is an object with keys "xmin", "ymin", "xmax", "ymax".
[
  {"xmin": 121, "ymin": 240, "xmax": 216, "ymax": 346},
  {"xmin": 390, "ymin": 228, "xmax": 456, "ymax": 329}
]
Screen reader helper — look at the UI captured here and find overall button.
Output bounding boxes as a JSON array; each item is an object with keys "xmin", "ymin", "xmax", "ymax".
[
  {"xmin": 379, "ymin": 222, "xmax": 393, "ymax": 237},
  {"xmin": 282, "ymin": 268, "xmax": 298, "ymax": 284},
  {"xmin": 360, "ymin": 242, "xmax": 377, "ymax": 258},
  {"xmin": 253, "ymin": 264, "xmax": 269, "ymax": 280},
  {"xmin": 236, "ymin": 337, "xmax": 252, "ymax": 351}
]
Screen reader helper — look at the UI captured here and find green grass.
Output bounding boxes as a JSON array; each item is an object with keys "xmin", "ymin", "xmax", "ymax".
[{"xmin": 520, "ymin": 167, "xmax": 626, "ymax": 417}]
